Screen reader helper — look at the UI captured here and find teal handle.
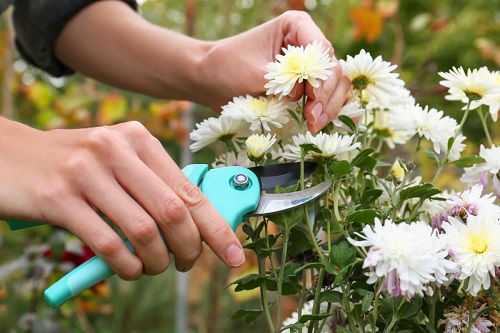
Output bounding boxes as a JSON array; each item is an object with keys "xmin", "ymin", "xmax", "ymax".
[{"xmin": 44, "ymin": 164, "xmax": 261, "ymax": 307}]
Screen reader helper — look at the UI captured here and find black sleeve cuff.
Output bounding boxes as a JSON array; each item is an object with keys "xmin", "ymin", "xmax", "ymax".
[{"xmin": 13, "ymin": 0, "xmax": 138, "ymax": 77}]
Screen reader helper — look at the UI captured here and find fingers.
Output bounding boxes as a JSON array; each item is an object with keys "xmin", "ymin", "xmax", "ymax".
[
  {"xmin": 59, "ymin": 200, "xmax": 144, "ymax": 281},
  {"xmin": 280, "ymin": 11, "xmax": 332, "ymax": 49},
  {"xmin": 285, "ymin": 83, "xmax": 305, "ymax": 102},
  {"xmin": 114, "ymin": 122, "xmax": 246, "ymax": 268},
  {"xmin": 80, "ymin": 172, "xmax": 171, "ymax": 276}
]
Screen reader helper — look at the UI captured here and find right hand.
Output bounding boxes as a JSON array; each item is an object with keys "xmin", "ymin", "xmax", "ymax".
[{"xmin": 0, "ymin": 119, "xmax": 246, "ymax": 279}]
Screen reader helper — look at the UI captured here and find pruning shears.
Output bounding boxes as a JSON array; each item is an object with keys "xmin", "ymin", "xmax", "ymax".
[{"xmin": 6, "ymin": 162, "xmax": 331, "ymax": 307}]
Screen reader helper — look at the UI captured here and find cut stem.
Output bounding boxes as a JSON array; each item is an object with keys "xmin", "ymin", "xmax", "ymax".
[{"xmin": 478, "ymin": 107, "xmax": 493, "ymax": 146}]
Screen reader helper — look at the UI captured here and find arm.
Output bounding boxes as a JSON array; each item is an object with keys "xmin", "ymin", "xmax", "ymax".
[{"xmin": 55, "ymin": 1, "xmax": 349, "ymax": 132}]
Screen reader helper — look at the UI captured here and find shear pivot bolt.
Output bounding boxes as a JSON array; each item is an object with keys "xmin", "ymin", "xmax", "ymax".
[{"xmin": 233, "ymin": 174, "xmax": 249, "ymax": 189}]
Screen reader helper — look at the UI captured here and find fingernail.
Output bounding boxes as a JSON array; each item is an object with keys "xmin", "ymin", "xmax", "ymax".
[
  {"xmin": 225, "ymin": 244, "xmax": 245, "ymax": 267},
  {"xmin": 311, "ymin": 103, "xmax": 323, "ymax": 123}
]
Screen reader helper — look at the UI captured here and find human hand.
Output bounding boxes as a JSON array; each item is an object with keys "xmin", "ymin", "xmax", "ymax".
[
  {"xmin": 0, "ymin": 119, "xmax": 245, "ymax": 279},
  {"xmin": 200, "ymin": 11, "xmax": 350, "ymax": 133}
]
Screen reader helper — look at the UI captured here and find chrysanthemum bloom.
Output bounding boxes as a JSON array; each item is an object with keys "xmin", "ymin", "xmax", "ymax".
[
  {"xmin": 461, "ymin": 145, "xmax": 500, "ymax": 197},
  {"xmin": 446, "ymin": 184, "xmax": 500, "ymax": 219},
  {"xmin": 212, "ymin": 150, "xmax": 254, "ymax": 169},
  {"xmin": 245, "ymin": 133, "xmax": 276, "ymax": 162},
  {"xmin": 221, "ymin": 95, "xmax": 290, "ymax": 132},
  {"xmin": 340, "ymin": 49, "xmax": 404, "ymax": 105},
  {"xmin": 265, "ymin": 41, "xmax": 336, "ymax": 98},
  {"xmin": 389, "ymin": 104, "xmax": 458, "ymax": 154},
  {"xmin": 282, "ymin": 300, "xmax": 330, "ymax": 333},
  {"xmin": 443, "ymin": 303, "xmax": 494, "ymax": 333},
  {"xmin": 348, "ymin": 218, "xmax": 456, "ymax": 299},
  {"xmin": 283, "ymin": 132, "xmax": 360, "ymax": 161},
  {"xmin": 482, "ymin": 70, "xmax": 500, "ymax": 121},
  {"xmin": 441, "ymin": 214, "xmax": 500, "ymax": 296},
  {"xmin": 189, "ymin": 116, "xmax": 247, "ymax": 152},
  {"xmin": 421, "ymin": 191, "xmax": 453, "ymax": 230},
  {"xmin": 438, "ymin": 67, "xmax": 500, "ymax": 119}
]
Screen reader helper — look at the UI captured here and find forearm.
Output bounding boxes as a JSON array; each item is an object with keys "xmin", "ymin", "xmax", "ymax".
[{"xmin": 55, "ymin": 1, "xmax": 213, "ymax": 105}]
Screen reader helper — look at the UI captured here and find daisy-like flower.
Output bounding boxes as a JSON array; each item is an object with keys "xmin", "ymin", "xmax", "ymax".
[
  {"xmin": 421, "ymin": 191, "xmax": 454, "ymax": 230},
  {"xmin": 340, "ymin": 49, "xmax": 404, "ymax": 105},
  {"xmin": 283, "ymin": 132, "xmax": 360, "ymax": 161},
  {"xmin": 332, "ymin": 100, "xmax": 365, "ymax": 128},
  {"xmin": 482, "ymin": 70, "xmax": 500, "ymax": 121},
  {"xmin": 221, "ymin": 95, "xmax": 290, "ymax": 132},
  {"xmin": 189, "ymin": 116, "xmax": 247, "ymax": 152},
  {"xmin": 441, "ymin": 214, "xmax": 500, "ymax": 296},
  {"xmin": 447, "ymin": 184, "xmax": 500, "ymax": 218},
  {"xmin": 348, "ymin": 218, "xmax": 456, "ymax": 299},
  {"xmin": 461, "ymin": 145, "xmax": 500, "ymax": 197},
  {"xmin": 265, "ymin": 41, "xmax": 336, "ymax": 98},
  {"xmin": 212, "ymin": 150, "xmax": 254, "ymax": 169},
  {"xmin": 438, "ymin": 67, "xmax": 500, "ymax": 115},
  {"xmin": 245, "ymin": 133, "xmax": 276, "ymax": 162},
  {"xmin": 389, "ymin": 104, "xmax": 458, "ymax": 154}
]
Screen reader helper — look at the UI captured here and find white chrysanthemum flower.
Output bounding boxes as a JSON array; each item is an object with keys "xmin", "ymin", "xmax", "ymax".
[
  {"xmin": 265, "ymin": 41, "xmax": 336, "ymax": 98},
  {"xmin": 245, "ymin": 133, "xmax": 276, "ymax": 161},
  {"xmin": 438, "ymin": 67, "xmax": 500, "ymax": 116},
  {"xmin": 212, "ymin": 150, "xmax": 254, "ymax": 169},
  {"xmin": 340, "ymin": 49, "xmax": 404, "ymax": 104},
  {"xmin": 389, "ymin": 104, "xmax": 458, "ymax": 154},
  {"xmin": 283, "ymin": 132, "xmax": 360, "ymax": 161},
  {"xmin": 482, "ymin": 70, "xmax": 500, "ymax": 121},
  {"xmin": 221, "ymin": 95, "xmax": 291, "ymax": 132},
  {"xmin": 348, "ymin": 218, "xmax": 456, "ymax": 299},
  {"xmin": 441, "ymin": 214, "xmax": 500, "ymax": 296},
  {"xmin": 189, "ymin": 116, "xmax": 247, "ymax": 152},
  {"xmin": 372, "ymin": 109, "xmax": 414, "ymax": 149},
  {"xmin": 461, "ymin": 145, "xmax": 500, "ymax": 191},
  {"xmin": 447, "ymin": 184, "xmax": 500, "ymax": 218},
  {"xmin": 332, "ymin": 100, "xmax": 365, "ymax": 127},
  {"xmin": 421, "ymin": 191, "xmax": 454, "ymax": 230},
  {"xmin": 282, "ymin": 300, "xmax": 329, "ymax": 333}
]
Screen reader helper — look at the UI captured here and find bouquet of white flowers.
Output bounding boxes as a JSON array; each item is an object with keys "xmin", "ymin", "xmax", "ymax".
[{"xmin": 190, "ymin": 43, "xmax": 500, "ymax": 333}]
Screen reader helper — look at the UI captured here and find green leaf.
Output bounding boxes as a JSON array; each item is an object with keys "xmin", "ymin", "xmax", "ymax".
[
  {"xmin": 334, "ymin": 264, "xmax": 353, "ymax": 285},
  {"xmin": 331, "ymin": 241, "xmax": 357, "ymax": 269},
  {"xmin": 288, "ymin": 226, "xmax": 314, "ymax": 257},
  {"xmin": 319, "ymin": 290, "xmax": 343, "ymax": 304},
  {"xmin": 300, "ymin": 143, "xmax": 322, "ymax": 155},
  {"xmin": 336, "ymin": 327, "xmax": 353, "ymax": 333},
  {"xmin": 338, "ymin": 115, "xmax": 357, "ymax": 132},
  {"xmin": 352, "ymin": 149, "xmax": 377, "ymax": 171},
  {"xmin": 298, "ymin": 312, "xmax": 331, "ymax": 323},
  {"xmin": 422, "ymin": 148, "xmax": 440, "ymax": 163},
  {"xmin": 399, "ymin": 184, "xmax": 441, "ymax": 202},
  {"xmin": 361, "ymin": 292, "xmax": 374, "ymax": 313},
  {"xmin": 450, "ymin": 156, "xmax": 486, "ymax": 168},
  {"xmin": 331, "ymin": 160, "xmax": 352, "ymax": 178},
  {"xmin": 287, "ymin": 109, "xmax": 301, "ymax": 125},
  {"xmin": 229, "ymin": 274, "xmax": 265, "ymax": 292},
  {"xmin": 320, "ymin": 257, "xmax": 337, "ymax": 275},
  {"xmin": 447, "ymin": 136, "xmax": 455, "ymax": 152},
  {"xmin": 397, "ymin": 297, "xmax": 422, "ymax": 319},
  {"xmin": 360, "ymin": 189, "xmax": 383, "ymax": 207},
  {"xmin": 346, "ymin": 209, "xmax": 380, "ymax": 224},
  {"xmin": 231, "ymin": 309, "xmax": 262, "ymax": 323}
]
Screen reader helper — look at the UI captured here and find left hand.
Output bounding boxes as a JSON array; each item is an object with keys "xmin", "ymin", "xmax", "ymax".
[{"xmin": 199, "ymin": 10, "xmax": 351, "ymax": 133}]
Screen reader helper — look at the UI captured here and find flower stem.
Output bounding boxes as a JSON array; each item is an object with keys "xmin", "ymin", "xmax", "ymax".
[
  {"xmin": 478, "ymin": 106, "xmax": 493, "ymax": 146},
  {"xmin": 308, "ymin": 268, "xmax": 325, "ymax": 333},
  {"xmin": 258, "ymin": 256, "xmax": 276, "ymax": 333},
  {"xmin": 432, "ymin": 100, "xmax": 471, "ymax": 184},
  {"xmin": 275, "ymin": 228, "xmax": 290, "ymax": 332},
  {"xmin": 428, "ymin": 289, "xmax": 439, "ymax": 329},
  {"xmin": 465, "ymin": 297, "xmax": 475, "ymax": 333}
]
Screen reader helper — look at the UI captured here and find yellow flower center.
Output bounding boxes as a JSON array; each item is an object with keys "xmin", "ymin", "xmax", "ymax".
[
  {"xmin": 352, "ymin": 75, "xmax": 371, "ymax": 90},
  {"xmin": 284, "ymin": 54, "xmax": 305, "ymax": 72},
  {"xmin": 468, "ymin": 235, "xmax": 488, "ymax": 254},
  {"xmin": 250, "ymin": 98, "xmax": 268, "ymax": 113}
]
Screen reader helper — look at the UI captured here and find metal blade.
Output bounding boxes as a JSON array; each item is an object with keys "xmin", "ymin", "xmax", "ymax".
[
  {"xmin": 249, "ymin": 162, "xmax": 317, "ymax": 192},
  {"xmin": 250, "ymin": 179, "xmax": 332, "ymax": 216}
]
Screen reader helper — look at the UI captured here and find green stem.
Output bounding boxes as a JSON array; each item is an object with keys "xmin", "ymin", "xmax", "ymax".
[
  {"xmin": 258, "ymin": 256, "xmax": 276, "ymax": 333},
  {"xmin": 478, "ymin": 107, "xmax": 493, "ymax": 146},
  {"xmin": 383, "ymin": 298, "xmax": 404, "ymax": 333},
  {"xmin": 318, "ymin": 303, "xmax": 331, "ymax": 333},
  {"xmin": 265, "ymin": 221, "xmax": 279, "ymax": 279},
  {"xmin": 297, "ymin": 271, "xmax": 307, "ymax": 318},
  {"xmin": 432, "ymin": 100, "xmax": 471, "ymax": 184},
  {"xmin": 308, "ymin": 268, "xmax": 326, "ymax": 333},
  {"xmin": 428, "ymin": 289, "xmax": 438, "ymax": 329},
  {"xmin": 275, "ymin": 228, "xmax": 290, "ymax": 332},
  {"xmin": 465, "ymin": 297, "xmax": 475, "ymax": 333}
]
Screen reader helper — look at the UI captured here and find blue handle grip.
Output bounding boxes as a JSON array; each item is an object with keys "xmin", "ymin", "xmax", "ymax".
[{"xmin": 44, "ymin": 164, "xmax": 261, "ymax": 307}]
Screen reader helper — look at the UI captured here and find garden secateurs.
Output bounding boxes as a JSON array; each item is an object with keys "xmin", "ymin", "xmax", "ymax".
[{"xmin": 7, "ymin": 162, "xmax": 331, "ymax": 307}]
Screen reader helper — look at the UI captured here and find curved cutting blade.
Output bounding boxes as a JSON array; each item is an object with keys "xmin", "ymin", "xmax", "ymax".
[
  {"xmin": 250, "ymin": 179, "xmax": 332, "ymax": 216},
  {"xmin": 249, "ymin": 162, "xmax": 317, "ymax": 192}
]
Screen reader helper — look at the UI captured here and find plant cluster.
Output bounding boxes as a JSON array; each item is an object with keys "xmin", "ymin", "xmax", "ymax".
[{"xmin": 191, "ymin": 43, "xmax": 500, "ymax": 333}]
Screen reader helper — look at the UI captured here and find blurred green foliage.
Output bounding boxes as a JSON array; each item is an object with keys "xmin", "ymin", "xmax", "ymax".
[{"xmin": 0, "ymin": 0, "xmax": 498, "ymax": 332}]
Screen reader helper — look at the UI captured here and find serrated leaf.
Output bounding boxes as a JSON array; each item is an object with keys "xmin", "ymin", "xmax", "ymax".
[
  {"xmin": 399, "ymin": 184, "xmax": 441, "ymax": 202},
  {"xmin": 346, "ymin": 209, "xmax": 380, "ymax": 224},
  {"xmin": 300, "ymin": 143, "xmax": 322, "ymax": 155},
  {"xmin": 319, "ymin": 290, "xmax": 343, "ymax": 304},
  {"xmin": 360, "ymin": 189, "xmax": 383, "ymax": 207},
  {"xmin": 331, "ymin": 241, "xmax": 357, "ymax": 268},
  {"xmin": 331, "ymin": 160, "xmax": 352, "ymax": 178},
  {"xmin": 288, "ymin": 226, "xmax": 314, "ymax": 257},
  {"xmin": 229, "ymin": 274, "xmax": 265, "ymax": 292},
  {"xmin": 361, "ymin": 292, "xmax": 374, "ymax": 313}
]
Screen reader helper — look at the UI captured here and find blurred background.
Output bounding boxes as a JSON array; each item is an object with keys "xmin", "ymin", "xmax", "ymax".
[{"xmin": 0, "ymin": 0, "xmax": 498, "ymax": 332}]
